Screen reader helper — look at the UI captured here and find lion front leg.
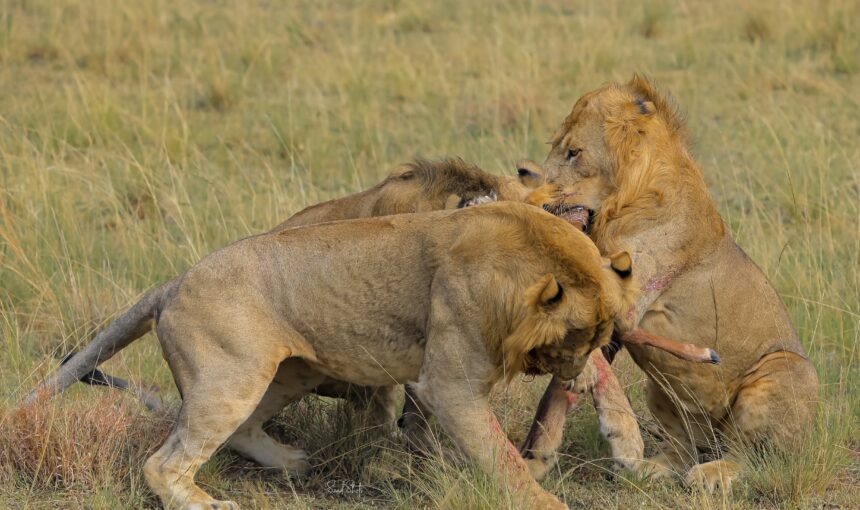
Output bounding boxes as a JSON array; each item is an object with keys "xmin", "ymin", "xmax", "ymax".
[
  {"xmin": 589, "ymin": 351, "xmax": 644, "ymax": 472},
  {"xmin": 520, "ymin": 350, "xmax": 643, "ymax": 480},
  {"xmin": 520, "ymin": 375, "xmax": 579, "ymax": 481},
  {"xmin": 415, "ymin": 333, "xmax": 566, "ymax": 508},
  {"xmin": 315, "ymin": 380, "xmax": 399, "ymax": 432},
  {"xmin": 414, "ymin": 377, "xmax": 567, "ymax": 510},
  {"xmin": 399, "ymin": 383, "xmax": 437, "ymax": 454}
]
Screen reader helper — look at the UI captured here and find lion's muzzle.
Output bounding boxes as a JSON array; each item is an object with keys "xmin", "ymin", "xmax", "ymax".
[{"xmin": 542, "ymin": 203, "xmax": 593, "ymax": 233}]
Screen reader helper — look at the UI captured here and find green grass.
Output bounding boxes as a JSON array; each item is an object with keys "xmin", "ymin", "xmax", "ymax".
[{"xmin": 0, "ymin": 0, "xmax": 858, "ymax": 508}]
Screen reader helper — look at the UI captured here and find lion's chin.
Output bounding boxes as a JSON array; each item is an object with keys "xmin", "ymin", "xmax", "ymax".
[
  {"xmin": 524, "ymin": 349, "xmax": 587, "ymax": 381},
  {"xmin": 543, "ymin": 203, "xmax": 593, "ymax": 233}
]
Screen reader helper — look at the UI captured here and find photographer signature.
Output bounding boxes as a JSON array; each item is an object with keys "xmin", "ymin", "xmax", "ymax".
[{"xmin": 324, "ymin": 479, "xmax": 368, "ymax": 496}]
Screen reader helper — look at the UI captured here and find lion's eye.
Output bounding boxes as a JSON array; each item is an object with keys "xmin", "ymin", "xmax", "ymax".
[{"xmin": 566, "ymin": 148, "xmax": 582, "ymax": 163}]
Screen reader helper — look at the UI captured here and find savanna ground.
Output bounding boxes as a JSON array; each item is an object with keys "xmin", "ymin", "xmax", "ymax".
[{"xmin": 0, "ymin": 0, "xmax": 858, "ymax": 508}]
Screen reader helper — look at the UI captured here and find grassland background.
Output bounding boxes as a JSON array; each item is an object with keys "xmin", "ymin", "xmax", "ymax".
[{"xmin": 0, "ymin": 0, "xmax": 857, "ymax": 508}]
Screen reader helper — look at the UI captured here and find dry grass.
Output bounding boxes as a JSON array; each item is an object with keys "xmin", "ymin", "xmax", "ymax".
[
  {"xmin": 0, "ymin": 394, "xmax": 172, "ymax": 507},
  {"xmin": 0, "ymin": 0, "xmax": 858, "ymax": 508}
]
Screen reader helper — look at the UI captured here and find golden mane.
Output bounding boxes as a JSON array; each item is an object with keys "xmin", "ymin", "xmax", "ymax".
[
  {"xmin": 456, "ymin": 204, "xmax": 617, "ymax": 381},
  {"xmin": 593, "ymin": 75, "xmax": 722, "ymax": 246},
  {"xmin": 500, "ymin": 274, "xmax": 572, "ymax": 380}
]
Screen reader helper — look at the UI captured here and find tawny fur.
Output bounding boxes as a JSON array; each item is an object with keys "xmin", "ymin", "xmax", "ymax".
[
  {"xmin": 25, "ymin": 157, "xmax": 539, "ymax": 431},
  {"xmin": 521, "ymin": 75, "xmax": 819, "ymax": 490},
  {"xmin": 34, "ymin": 203, "xmax": 636, "ymax": 510},
  {"xmin": 26, "ymin": 155, "xmax": 646, "ymax": 497}
]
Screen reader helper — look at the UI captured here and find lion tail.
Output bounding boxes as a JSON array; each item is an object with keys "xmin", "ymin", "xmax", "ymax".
[{"xmin": 23, "ymin": 280, "xmax": 176, "ymax": 408}]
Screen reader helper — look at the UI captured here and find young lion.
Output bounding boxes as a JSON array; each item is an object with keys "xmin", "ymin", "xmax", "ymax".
[
  {"xmin": 30, "ymin": 157, "xmax": 650, "ymax": 482},
  {"xmin": 521, "ymin": 76, "xmax": 819, "ymax": 491},
  {"xmin": 27, "ymin": 157, "xmax": 539, "ymax": 426},
  {"xmin": 34, "ymin": 202, "xmax": 636, "ymax": 509}
]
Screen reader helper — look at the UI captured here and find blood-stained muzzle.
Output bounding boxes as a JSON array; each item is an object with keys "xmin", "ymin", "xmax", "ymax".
[{"xmin": 542, "ymin": 202, "xmax": 593, "ymax": 234}]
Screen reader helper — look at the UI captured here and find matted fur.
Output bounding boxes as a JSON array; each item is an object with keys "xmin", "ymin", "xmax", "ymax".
[{"xmin": 273, "ymin": 157, "xmax": 531, "ymax": 229}]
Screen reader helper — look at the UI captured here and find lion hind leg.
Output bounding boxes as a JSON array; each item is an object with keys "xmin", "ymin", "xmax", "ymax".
[
  {"xmin": 145, "ymin": 330, "xmax": 292, "ymax": 509},
  {"xmin": 227, "ymin": 358, "xmax": 324, "ymax": 474},
  {"xmin": 724, "ymin": 351, "xmax": 818, "ymax": 447},
  {"xmin": 685, "ymin": 351, "xmax": 819, "ymax": 492}
]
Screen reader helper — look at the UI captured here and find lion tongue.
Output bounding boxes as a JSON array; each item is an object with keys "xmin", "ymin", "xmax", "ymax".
[{"xmin": 558, "ymin": 207, "xmax": 589, "ymax": 232}]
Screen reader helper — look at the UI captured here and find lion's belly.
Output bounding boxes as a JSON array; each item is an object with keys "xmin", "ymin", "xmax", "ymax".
[
  {"xmin": 287, "ymin": 295, "xmax": 430, "ymax": 386},
  {"xmin": 305, "ymin": 334, "xmax": 426, "ymax": 386}
]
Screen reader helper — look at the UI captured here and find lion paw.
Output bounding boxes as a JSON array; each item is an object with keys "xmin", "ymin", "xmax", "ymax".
[
  {"xmin": 523, "ymin": 453, "xmax": 554, "ymax": 482},
  {"xmin": 532, "ymin": 491, "xmax": 568, "ymax": 510},
  {"xmin": 186, "ymin": 499, "xmax": 238, "ymax": 510},
  {"xmin": 279, "ymin": 447, "xmax": 310, "ymax": 476},
  {"xmin": 227, "ymin": 433, "xmax": 310, "ymax": 476},
  {"xmin": 684, "ymin": 460, "xmax": 740, "ymax": 492},
  {"xmin": 636, "ymin": 454, "xmax": 680, "ymax": 481}
]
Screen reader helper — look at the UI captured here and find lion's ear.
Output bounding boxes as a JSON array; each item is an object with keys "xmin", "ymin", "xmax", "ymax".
[
  {"xmin": 628, "ymin": 74, "xmax": 659, "ymax": 118},
  {"xmin": 527, "ymin": 273, "xmax": 564, "ymax": 309},
  {"xmin": 388, "ymin": 163, "xmax": 416, "ymax": 180},
  {"xmin": 609, "ymin": 252, "xmax": 632, "ymax": 278},
  {"xmin": 444, "ymin": 194, "xmax": 463, "ymax": 209},
  {"xmin": 634, "ymin": 97, "xmax": 656, "ymax": 116},
  {"xmin": 629, "ymin": 74, "xmax": 658, "ymax": 101},
  {"xmin": 515, "ymin": 159, "xmax": 545, "ymax": 188}
]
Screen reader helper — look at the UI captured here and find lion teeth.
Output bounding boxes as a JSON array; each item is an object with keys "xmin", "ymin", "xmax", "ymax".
[{"xmin": 462, "ymin": 191, "xmax": 498, "ymax": 207}]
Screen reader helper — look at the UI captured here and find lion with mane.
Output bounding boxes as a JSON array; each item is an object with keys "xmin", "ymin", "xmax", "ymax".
[
  {"xmin": 30, "ymin": 200, "xmax": 638, "ymax": 509},
  {"xmin": 520, "ymin": 76, "xmax": 818, "ymax": 490}
]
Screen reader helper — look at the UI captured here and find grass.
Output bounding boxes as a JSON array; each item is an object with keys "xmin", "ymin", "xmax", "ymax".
[{"xmin": 0, "ymin": 0, "xmax": 857, "ymax": 508}]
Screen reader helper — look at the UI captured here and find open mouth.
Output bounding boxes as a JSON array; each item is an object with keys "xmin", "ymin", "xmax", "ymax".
[{"xmin": 543, "ymin": 203, "xmax": 593, "ymax": 233}]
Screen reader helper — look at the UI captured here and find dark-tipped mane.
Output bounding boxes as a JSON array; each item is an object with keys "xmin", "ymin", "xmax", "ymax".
[{"xmin": 398, "ymin": 157, "xmax": 499, "ymax": 195}]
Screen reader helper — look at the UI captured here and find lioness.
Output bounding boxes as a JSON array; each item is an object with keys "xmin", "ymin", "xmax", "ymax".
[
  {"xmin": 520, "ymin": 76, "xmax": 819, "ymax": 490},
  {"xmin": 33, "ymin": 202, "xmax": 637, "ymax": 509}
]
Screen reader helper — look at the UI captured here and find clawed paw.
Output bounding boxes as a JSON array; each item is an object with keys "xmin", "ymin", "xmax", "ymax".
[
  {"xmin": 684, "ymin": 461, "xmax": 739, "ymax": 492},
  {"xmin": 275, "ymin": 446, "xmax": 310, "ymax": 476},
  {"xmin": 187, "ymin": 499, "xmax": 238, "ymax": 510},
  {"xmin": 635, "ymin": 455, "xmax": 679, "ymax": 481},
  {"xmin": 523, "ymin": 452, "xmax": 554, "ymax": 481}
]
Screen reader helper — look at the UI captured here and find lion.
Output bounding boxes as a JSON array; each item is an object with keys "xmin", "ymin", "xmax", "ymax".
[
  {"xmin": 519, "ymin": 76, "xmax": 819, "ymax": 491},
  {"xmin": 270, "ymin": 157, "xmax": 539, "ymax": 231},
  {"xmin": 33, "ymin": 156, "xmax": 665, "ymax": 481},
  {"xmin": 269, "ymin": 157, "xmax": 542, "ymax": 426},
  {"xmin": 29, "ymin": 202, "xmax": 639, "ymax": 509},
  {"xmin": 26, "ymin": 156, "xmax": 541, "ymax": 442}
]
